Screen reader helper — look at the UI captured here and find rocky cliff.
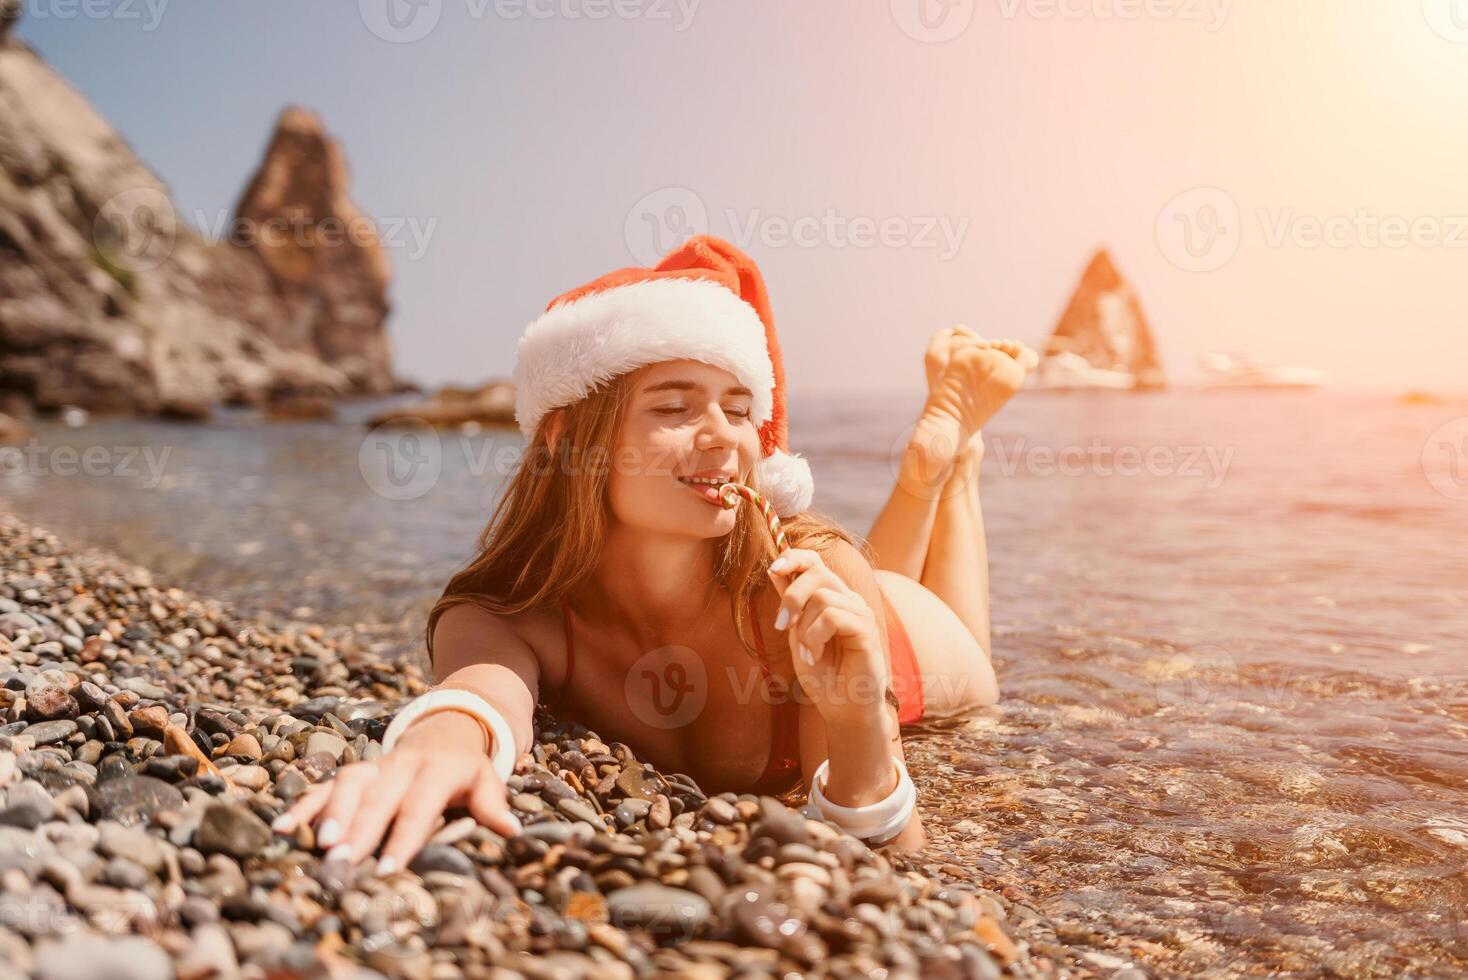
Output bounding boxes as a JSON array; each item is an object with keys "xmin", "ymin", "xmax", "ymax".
[
  {"xmin": 231, "ymin": 107, "xmax": 395, "ymax": 396},
  {"xmin": 1046, "ymin": 249, "xmax": 1165, "ymax": 389},
  {"xmin": 0, "ymin": 11, "xmax": 397, "ymax": 419}
]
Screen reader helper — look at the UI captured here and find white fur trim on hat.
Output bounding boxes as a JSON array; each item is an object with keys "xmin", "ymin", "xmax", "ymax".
[
  {"xmin": 757, "ymin": 449, "xmax": 814, "ymax": 517},
  {"xmin": 513, "ymin": 277, "xmax": 775, "ymax": 441}
]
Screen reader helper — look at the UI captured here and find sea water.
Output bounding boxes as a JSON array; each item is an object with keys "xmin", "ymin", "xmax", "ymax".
[{"xmin": 3, "ymin": 388, "xmax": 1464, "ymax": 975}]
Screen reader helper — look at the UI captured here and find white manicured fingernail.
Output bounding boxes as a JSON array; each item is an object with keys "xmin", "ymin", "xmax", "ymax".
[
  {"xmin": 377, "ymin": 856, "xmax": 398, "ymax": 875},
  {"xmin": 799, "ymin": 643, "xmax": 814, "ymax": 665},
  {"xmin": 774, "ymin": 608, "xmax": 788, "ymax": 630},
  {"xmin": 326, "ymin": 843, "xmax": 352, "ymax": 863},
  {"xmin": 769, "ymin": 556, "xmax": 787, "ymax": 573},
  {"xmin": 271, "ymin": 813, "xmax": 295, "ymax": 833},
  {"xmin": 503, "ymin": 813, "xmax": 523, "ymax": 835},
  {"xmin": 317, "ymin": 819, "xmax": 342, "ymax": 847}
]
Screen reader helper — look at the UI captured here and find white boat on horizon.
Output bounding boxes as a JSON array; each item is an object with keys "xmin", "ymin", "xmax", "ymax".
[{"xmin": 1198, "ymin": 353, "xmax": 1328, "ymax": 390}]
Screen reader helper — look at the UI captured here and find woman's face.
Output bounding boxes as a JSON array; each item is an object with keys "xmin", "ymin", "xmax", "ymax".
[{"xmin": 607, "ymin": 359, "xmax": 760, "ymax": 538}]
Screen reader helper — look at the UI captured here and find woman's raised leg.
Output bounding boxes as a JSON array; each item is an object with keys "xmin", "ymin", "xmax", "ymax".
[
  {"xmin": 867, "ymin": 333, "xmax": 1036, "ymax": 714},
  {"xmin": 865, "ymin": 327, "xmax": 973, "ymax": 579}
]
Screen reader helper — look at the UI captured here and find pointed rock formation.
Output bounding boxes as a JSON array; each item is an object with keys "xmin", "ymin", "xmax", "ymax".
[
  {"xmin": 0, "ymin": 14, "xmax": 398, "ymax": 418},
  {"xmin": 232, "ymin": 107, "xmax": 394, "ymax": 395},
  {"xmin": 1045, "ymin": 250, "xmax": 1165, "ymax": 390}
]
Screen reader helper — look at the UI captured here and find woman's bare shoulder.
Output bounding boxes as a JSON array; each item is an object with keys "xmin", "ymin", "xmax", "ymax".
[{"xmin": 431, "ymin": 600, "xmax": 568, "ymax": 686}]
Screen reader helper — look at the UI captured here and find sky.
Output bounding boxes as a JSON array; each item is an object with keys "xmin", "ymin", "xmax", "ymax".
[{"xmin": 16, "ymin": 0, "xmax": 1468, "ymax": 394}]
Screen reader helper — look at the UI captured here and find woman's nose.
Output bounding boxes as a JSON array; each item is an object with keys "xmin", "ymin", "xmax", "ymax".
[{"xmin": 694, "ymin": 404, "xmax": 738, "ymax": 450}]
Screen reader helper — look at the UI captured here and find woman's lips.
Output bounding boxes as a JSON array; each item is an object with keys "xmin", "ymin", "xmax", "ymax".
[{"xmin": 679, "ymin": 478, "xmax": 727, "ymax": 506}]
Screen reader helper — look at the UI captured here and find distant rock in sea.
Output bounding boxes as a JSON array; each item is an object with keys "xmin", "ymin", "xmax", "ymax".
[
  {"xmin": 0, "ymin": 7, "xmax": 400, "ymax": 420},
  {"xmin": 1043, "ymin": 249, "xmax": 1165, "ymax": 390},
  {"xmin": 232, "ymin": 107, "xmax": 395, "ymax": 398},
  {"xmin": 367, "ymin": 379, "xmax": 517, "ymax": 430},
  {"xmin": 264, "ymin": 394, "xmax": 337, "ymax": 422}
]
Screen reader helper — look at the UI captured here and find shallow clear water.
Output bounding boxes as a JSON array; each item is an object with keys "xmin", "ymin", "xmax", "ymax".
[{"xmin": 3, "ymin": 389, "xmax": 1465, "ymax": 975}]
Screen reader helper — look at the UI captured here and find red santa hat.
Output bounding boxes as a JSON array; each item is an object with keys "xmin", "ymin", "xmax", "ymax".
[{"xmin": 513, "ymin": 235, "xmax": 814, "ymax": 517}]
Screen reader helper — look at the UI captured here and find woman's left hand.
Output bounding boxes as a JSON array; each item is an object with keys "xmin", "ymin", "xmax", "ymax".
[{"xmin": 767, "ymin": 548, "xmax": 890, "ymax": 726}]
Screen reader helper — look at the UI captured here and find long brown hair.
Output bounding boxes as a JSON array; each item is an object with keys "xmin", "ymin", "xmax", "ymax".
[{"xmin": 424, "ymin": 368, "xmax": 866, "ymax": 669}]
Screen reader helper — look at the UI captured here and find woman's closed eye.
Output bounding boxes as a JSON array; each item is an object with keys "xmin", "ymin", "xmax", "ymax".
[{"xmin": 653, "ymin": 404, "xmax": 752, "ymax": 420}]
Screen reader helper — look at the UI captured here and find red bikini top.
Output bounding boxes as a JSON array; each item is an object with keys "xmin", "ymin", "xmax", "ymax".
[{"xmin": 551, "ymin": 593, "xmax": 803, "ymax": 798}]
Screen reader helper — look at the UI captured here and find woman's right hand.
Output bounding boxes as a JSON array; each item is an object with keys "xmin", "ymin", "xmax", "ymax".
[{"xmin": 270, "ymin": 710, "xmax": 523, "ymax": 874}]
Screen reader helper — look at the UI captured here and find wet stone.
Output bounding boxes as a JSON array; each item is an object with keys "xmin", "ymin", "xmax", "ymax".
[
  {"xmin": 521, "ymin": 820, "xmax": 594, "ymax": 845},
  {"xmin": 101, "ymin": 700, "xmax": 132, "ymax": 737},
  {"xmin": 195, "ymin": 801, "xmax": 272, "ymax": 859},
  {"xmin": 86, "ymin": 774, "xmax": 184, "ymax": 827},
  {"xmin": 127, "ymin": 705, "xmax": 170, "ymax": 735},
  {"xmin": 304, "ymin": 731, "xmax": 347, "ymax": 761},
  {"xmin": 99, "ymin": 823, "xmax": 170, "ymax": 872},
  {"xmin": 96, "ymin": 755, "xmax": 134, "ymax": 783},
  {"xmin": 605, "ymin": 883, "xmax": 711, "ymax": 939},
  {"xmin": 0, "ymin": 799, "xmax": 49, "ymax": 829},
  {"xmin": 224, "ymin": 733, "xmax": 262, "ymax": 760},
  {"xmin": 557, "ymin": 797, "xmax": 600, "ymax": 825},
  {"xmin": 731, "ymin": 883, "xmax": 807, "ymax": 949},
  {"xmin": 753, "ymin": 797, "xmax": 813, "ymax": 848},
  {"xmin": 220, "ymin": 764, "xmax": 270, "ymax": 792},
  {"xmin": 294, "ymin": 751, "xmax": 338, "ymax": 783},
  {"xmin": 613, "ymin": 799, "xmax": 651, "ymax": 828},
  {"xmin": 702, "ymin": 797, "xmax": 738, "ymax": 825},
  {"xmin": 71, "ymin": 682, "xmax": 108, "ymax": 713},
  {"xmin": 24, "ymin": 686, "xmax": 78, "ymax": 722},
  {"xmin": 33, "ymin": 932, "xmax": 173, "ymax": 980},
  {"xmin": 99, "ymin": 856, "xmax": 153, "ymax": 890},
  {"xmin": 616, "ymin": 764, "xmax": 664, "ymax": 801},
  {"xmin": 143, "ymin": 755, "xmax": 197, "ymax": 783},
  {"xmin": 118, "ymin": 677, "xmax": 169, "ymax": 700},
  {"xmin": 512, "ymin": 792, "xmax": 545, "ymax": 814},
  {"xmin": 23, "ymin": 720, "xmax": 77, "ymax": 745},
  {"xmin": 407, "ymin": 844, "xmax": 475, "ymax": 878},
  {"xmin": 274, "ymin": 768, "xmax": 308, "ymax": 801},
  {"xmin": 540, "ymin": 777, "xmax": 577, "ymax": 805}
]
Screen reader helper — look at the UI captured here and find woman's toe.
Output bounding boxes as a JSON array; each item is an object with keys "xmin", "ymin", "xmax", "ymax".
[{"xmin": 924, "ymin": 327, "xmax": 959, "ymax": 386}]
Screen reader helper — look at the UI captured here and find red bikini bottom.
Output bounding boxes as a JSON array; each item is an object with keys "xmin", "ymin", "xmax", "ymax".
[{"xmin": 878, "ymin": 586, "xmax": 926, "ymax": 726}]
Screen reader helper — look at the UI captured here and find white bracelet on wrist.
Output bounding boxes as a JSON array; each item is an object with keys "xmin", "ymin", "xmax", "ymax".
[
  {"xmin": 808, "ymin": 755, "xmax": 916, "ymax": 843},
  {"xmin": 381, "ymin": 689, "xmax": 518, "ymax": 784}
]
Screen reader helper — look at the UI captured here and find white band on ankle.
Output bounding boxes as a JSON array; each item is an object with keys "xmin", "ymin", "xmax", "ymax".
[
  {"xmin": 808, "ymin": 756, "xmax": 916, "ymax": 843},
  {"xmin": 381, "ymin": 688, "xmax": 517, "ymax": 784}
]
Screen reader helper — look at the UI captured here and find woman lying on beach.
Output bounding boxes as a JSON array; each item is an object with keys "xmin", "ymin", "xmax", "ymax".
[{"xmin": 273, "ymin": 235, "xmax": 1035, "ymax": 870}]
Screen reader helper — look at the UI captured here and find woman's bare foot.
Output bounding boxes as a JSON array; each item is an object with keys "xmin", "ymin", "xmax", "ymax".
[{"xmin": 899, "ymin": 330, "xmax": 1036, "ymax": 497}]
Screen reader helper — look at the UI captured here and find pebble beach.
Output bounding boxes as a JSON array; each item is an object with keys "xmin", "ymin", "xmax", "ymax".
[{"xmin": 0, "ymin": 508, "xmax": 1123, "ymax": 980}]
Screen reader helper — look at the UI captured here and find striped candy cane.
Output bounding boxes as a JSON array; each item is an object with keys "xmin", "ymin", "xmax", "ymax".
[
  {"xmin": 717, "ymin": 481, "xmax": 789, "ymax": 554},
  {"xmin": 724, "ymin": 482, "xmax": 902, "ymax": 700}
]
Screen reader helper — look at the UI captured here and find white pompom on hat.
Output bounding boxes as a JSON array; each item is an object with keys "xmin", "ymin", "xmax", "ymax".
[{"xmin": 513, "ymin": 235, "xmax": 814, "ymax": 517}]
